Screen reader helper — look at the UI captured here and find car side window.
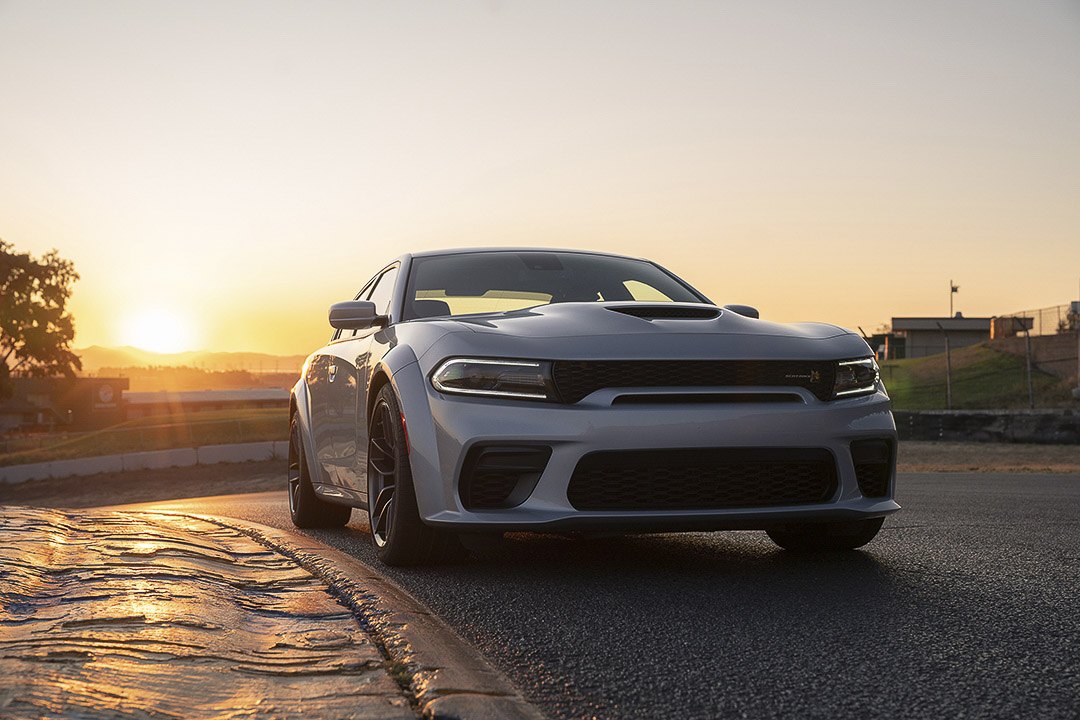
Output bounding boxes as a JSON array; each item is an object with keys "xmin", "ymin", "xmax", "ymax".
[{"xmin": 366, "ymin": 267, "xmax": 398, "ymax": 317}]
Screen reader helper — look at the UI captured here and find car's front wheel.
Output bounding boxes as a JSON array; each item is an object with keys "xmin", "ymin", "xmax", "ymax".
[
  {"xmin": 288, "ymin": 414, "xmax": 351, "ymax": 528},
  {"xmin": 367, "ymin": 384, "xmax": 461, "ymax": 566},
  {"xmin": 766, "ymin": 517, "xmax": 884, "ymax": 551}
]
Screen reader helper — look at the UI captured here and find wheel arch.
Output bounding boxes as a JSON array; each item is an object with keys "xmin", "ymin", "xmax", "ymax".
[{"xmin": 289, "ymin": 381, "xmax": 322, "ymax": 486}]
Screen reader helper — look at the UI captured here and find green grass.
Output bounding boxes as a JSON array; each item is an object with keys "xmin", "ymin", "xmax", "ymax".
[
  {"xmin": 880, "ymin": 343, "xmax": 1073, "ymax": 410},
  {"xmin": 0, "ymin": 408, "xmax": 289, "ymax": 467}
]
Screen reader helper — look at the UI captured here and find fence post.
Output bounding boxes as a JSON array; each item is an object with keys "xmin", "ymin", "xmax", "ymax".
[
  {"xmin": 1024, "ymin": 326, "xmax": 1035, "ymax": 409},
  {"xmin": 936, "ymin": 322, "xmax": 952, "ymax": 410}
]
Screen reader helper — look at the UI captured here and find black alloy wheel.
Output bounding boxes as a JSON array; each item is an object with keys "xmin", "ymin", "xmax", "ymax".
[
  {"xmin": 366, "ymin": 384, "xmax": 462, "ymax": 565},
  {"xmin": 367, "ymin": 397, "xmax": 398, "ymax": 548}
]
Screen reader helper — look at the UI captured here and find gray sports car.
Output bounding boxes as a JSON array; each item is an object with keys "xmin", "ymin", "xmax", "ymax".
[{"xmin": 288, "ymin": 248, "xmax": 899, "ymax": 565}]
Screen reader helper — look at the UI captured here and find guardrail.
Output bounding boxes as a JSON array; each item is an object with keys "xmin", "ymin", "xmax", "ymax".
[
  {"xmin": 894, "ymin": 410, "xmax": 1080, "ymax": 445},
  {"xmin": 0, "ymin": 441, "xmax": 288, "ymax": 486}
]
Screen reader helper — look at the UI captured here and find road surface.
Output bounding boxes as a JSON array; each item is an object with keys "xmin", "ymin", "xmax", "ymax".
[{"xmin": 132, "ymin": 473, "xmax": 1079, "ymax": 720}]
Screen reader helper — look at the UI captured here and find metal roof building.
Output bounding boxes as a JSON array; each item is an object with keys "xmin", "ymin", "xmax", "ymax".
[{"xmin": 891, "ymin": 314, "xmax": 992, "ymax": 358}]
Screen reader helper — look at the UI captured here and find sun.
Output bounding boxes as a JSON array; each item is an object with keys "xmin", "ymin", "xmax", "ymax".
[{"xmin": 120, "ymin": 307, "xmax": 197, "ymax": 353}]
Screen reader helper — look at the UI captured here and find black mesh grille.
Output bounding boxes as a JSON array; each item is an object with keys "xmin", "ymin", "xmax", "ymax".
[
  {"xmin": 854, "ymin": 464, "xmax": 890, "ymax": 498},
  {"xmin": 466, "ymin": 471, "xmax": 522, "ymax": 508},
  {"xmin": 459, "ymin": 446, "xmax": 552, "ymax": 510},
  {"xmin": 851, "ymin": 439, "xmax": 893, "ymax": 498},
  {"xmin": 567, "ymin": 448, "xmax": 837, "ymax": 511},
  {"xmin": 608, "ymin": 306, "xmax": 721, "ymax": 319},
  {"xmin": 552, "ymin": 360, "xmax": 836, "ymax": 404}
]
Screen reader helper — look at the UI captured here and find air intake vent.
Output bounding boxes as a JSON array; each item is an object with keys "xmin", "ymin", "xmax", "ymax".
[
  {"xmin": 568, "ymin": 447, "xmax": 838, "ymax": 511},
  {"xmin": 459, "ymin": 445, "xmax": 552, "ymax": 510},
  {"xmin": 608, "ymin": 306, "xmax": 721, "ymax": 320},
  {"xmin": 850, "ymin": 439, "xmax": 893, "ymax": 498}
]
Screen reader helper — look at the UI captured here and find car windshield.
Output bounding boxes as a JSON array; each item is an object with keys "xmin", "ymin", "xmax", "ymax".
[{"xmin": 403, "ymin": 251, "xmax": 706, "ymax": 320}]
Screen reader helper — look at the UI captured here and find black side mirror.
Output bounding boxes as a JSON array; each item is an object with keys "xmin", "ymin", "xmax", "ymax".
[
  {"xmin": 723, "ymin": 304, "xmax": 760, "ymax": 319},
  {"xmin": 329, "ymin": 301, "xmax": 384, "ymax": 330}
]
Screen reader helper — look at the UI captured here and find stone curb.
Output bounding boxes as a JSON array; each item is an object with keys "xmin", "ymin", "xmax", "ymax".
[
  {"xmin": 177, "ymin": 513, "xmax": 547, "ymax": 720},
  {"xmin": 0, "ymin": 441, "xmax": 290, "ymax": 485}
]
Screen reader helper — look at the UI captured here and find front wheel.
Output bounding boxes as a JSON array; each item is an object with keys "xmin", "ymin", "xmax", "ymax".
[
  {"xmin": 766, "ymin": 517, "xmax": 884, "ymax": 551},
  {"xmin": 367, "ymin": 385, "xmax": 461, "ymax": 566},
  {"xmin": 288, "ymin": 415, "xmax": 351, "ymax": 528}
]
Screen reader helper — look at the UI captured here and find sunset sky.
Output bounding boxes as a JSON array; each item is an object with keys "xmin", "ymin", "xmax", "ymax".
[{"xmin": 1, "ymin": 1, "xmax": 1078, "ymax": 356}]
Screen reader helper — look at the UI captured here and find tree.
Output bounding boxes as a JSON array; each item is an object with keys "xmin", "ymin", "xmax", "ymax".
[{"xmin": 0, "ymin": 240, "xmax": 82, "ymax": 399}]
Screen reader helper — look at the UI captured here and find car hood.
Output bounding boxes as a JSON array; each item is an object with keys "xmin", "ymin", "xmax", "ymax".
[
  {"xmin": 454, "ymin": 302, "xmax": 847, "ymax": 340},
  {"xmin": 414, "ymin": 302, "xmax": 872, "ymax": 367}
]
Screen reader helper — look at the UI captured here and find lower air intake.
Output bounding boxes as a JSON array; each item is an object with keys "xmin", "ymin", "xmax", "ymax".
[
  {"xmin": 567, "ymin": 448, "xmax": 837, "ymax": 511},
  {"xmin": 851, "ymin": 439, "xmax": 893, "ymax": 498},
  {"xmin": 460, "ymin": 445, "xmax": 552, "ymax": 510}
]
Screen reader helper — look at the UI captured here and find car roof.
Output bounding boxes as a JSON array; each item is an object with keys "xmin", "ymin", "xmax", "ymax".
[{"xmin": 398, "ymin": 247, "xmax": 648, "ymax": 262}]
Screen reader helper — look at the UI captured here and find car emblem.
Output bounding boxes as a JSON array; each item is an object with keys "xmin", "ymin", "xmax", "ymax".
[{"xmin": 783, "ymin": 370, "xmax": 821, "ymax": 383}]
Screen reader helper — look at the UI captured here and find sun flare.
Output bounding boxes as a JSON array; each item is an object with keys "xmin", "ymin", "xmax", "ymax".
[{"xmin": 120, "ymin": 307, "xmax": 197, "ymax": 354}]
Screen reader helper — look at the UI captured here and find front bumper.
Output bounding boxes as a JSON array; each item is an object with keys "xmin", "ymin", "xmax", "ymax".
[{"xmin": 393, "ymin": 363, "xmax": 899, "ymax": 532}]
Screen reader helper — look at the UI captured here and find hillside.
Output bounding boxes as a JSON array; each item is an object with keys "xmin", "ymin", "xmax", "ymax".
[{"xmin": 881, "ymin": 343, "xmax": 1075, "ymax": 410}]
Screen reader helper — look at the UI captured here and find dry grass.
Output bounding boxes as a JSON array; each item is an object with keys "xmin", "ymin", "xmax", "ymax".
[
  {"xmin": 899, "ymin": 441, "xmax": 1080, "ymax": 473},
  {"xmin": 0, "ymin": 408, "xmax": 289, "ymax": 467},
  {"xmin": 880, "ymin": 343, "xmax": 1075, "ymax": 410}
]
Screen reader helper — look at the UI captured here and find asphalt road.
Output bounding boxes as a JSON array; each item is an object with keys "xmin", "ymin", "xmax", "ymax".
[{"xmin": 137, "ymin": 473, "xmax": 1079, "ymax": 720}]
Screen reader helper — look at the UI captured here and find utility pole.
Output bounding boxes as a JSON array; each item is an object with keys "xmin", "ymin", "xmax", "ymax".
[
  {"xmin": 936, "ymin": 322, "xmax": 952, "ymax": 410},
  {"xmin": 950, "ymin": 280, "xmax": 959, "ymax": 317}
]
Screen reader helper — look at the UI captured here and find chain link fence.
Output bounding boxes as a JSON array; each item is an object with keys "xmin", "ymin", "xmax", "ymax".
[{"xmin": 992, "ymin": 303, "xmax": 1079, "ymax": 338}]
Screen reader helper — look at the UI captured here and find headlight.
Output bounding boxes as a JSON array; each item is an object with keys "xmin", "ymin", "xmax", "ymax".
[
  {"xmin": 431, "ymin": 358, "xmax": 556, "ymax": 400},
  {"xmin": 833, "ymin": 357, "xmax": 880, "ymax": 398}
]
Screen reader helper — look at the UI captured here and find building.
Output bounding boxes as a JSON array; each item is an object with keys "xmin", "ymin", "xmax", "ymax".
[
  {"xmin": 124, "ymin": 388, "xmax": 289, "ymax": 419},
  {"xmin": 0, "ymin": 377, "xmax": 130, "ymax": 432},
  {"xmin": 891, "ymin": 314, "xmax": 992, "ymax": 358},
  {"xmin": 866, "ymin": 332, "xmax": 906, "ymax": 361}
]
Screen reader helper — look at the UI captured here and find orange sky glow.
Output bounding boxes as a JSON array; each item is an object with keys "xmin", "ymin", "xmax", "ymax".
[{"xmin": 1, "ymin": 1, "xmax": 1077, "ymax": 356}]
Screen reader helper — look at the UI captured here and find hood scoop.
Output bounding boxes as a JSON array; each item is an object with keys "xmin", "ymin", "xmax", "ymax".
[{"xmin": 607, "ymin": 305, "xmax": 721, "ymax": 320}]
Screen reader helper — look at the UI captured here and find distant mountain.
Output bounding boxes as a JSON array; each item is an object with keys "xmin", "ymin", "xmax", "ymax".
[{"xmin": 76, "ymin": 346, "xmax": 307, "ymax": 374}]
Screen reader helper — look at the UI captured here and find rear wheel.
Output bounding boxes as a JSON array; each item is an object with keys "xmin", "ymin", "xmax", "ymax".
[
  {"xmin": 368, "ymin": 385, "xmax": 461, "ymax": 566},
  {"xmin": 766, "ymin": 517, "xmax": 884, "ymax": 551},
  {"xmin": 288, "ymin": 414, "xmax": 351, "ymax": 528}
]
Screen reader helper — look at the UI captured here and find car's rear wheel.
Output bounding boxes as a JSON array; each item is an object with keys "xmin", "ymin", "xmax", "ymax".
[
  {"xmin": 766, "ymin": 517, "xmax": 884, "ymax": 551},
  {"xmin": 368, "ymin": 384, "xmax": 461, "ymax": 566},
  {"xmin": 288, "ymin": 414, "xmax": 351, "ymax": 528}
]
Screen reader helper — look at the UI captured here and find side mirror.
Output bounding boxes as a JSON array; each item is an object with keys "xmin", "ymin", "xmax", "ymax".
[
  {"xmin": 723, "ymin": 304, "xmax": 759, "ymax": 319},
  {"xmin": 329, "ymin": 301, "xmax": 384, "ymax": 330}
]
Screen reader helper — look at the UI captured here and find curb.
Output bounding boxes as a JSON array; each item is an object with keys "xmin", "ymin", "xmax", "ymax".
[
  {"xmin": 177, "ymin": 513, "xmax": 546, "ymax": 720},
  {"xmin": 0, "ymin": 441, "xmax": 290, "ymax": 485}
]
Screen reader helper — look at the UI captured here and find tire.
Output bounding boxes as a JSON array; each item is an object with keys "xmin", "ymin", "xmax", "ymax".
[
  {"xmin": 766, "ymin": 517, "xmax": 884, "ymax": 551},
  {"xmin": 288, "ymin": 414, "xmax": 351, "ymax": 528},
  {"xmin": 367, "ymin": 384, "xmax": 462, "ymax": 566}
]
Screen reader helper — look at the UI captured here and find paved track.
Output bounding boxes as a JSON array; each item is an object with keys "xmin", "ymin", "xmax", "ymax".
[{"xmin": 139, "ymin": 473, "xmax": 1079, "ymax": 720}]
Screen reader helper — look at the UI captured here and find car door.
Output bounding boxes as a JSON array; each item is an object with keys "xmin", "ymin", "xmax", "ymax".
[
  {"xmin": 340, "ymin": 264, "xmax": 399, "ymax": 501},
  {"xmin": 307, "ymin": 272, "xmax": 380, "ymax": 489}
]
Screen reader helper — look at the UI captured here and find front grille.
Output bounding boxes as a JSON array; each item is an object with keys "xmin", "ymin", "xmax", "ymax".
[
  {"xmin": 851, "ymin": 439, "xmax": 893, "ymax": 498},
  {"xmin": 608, "ymin": 306, "xmax": 721, "ymax": 320},
  {"xmin": 551, "ymin": 360, "xmax": 836, "ymax": 404},
  {"xmin": 567, "ymin": 448, "xmax": 837, "ymax": 511}
]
